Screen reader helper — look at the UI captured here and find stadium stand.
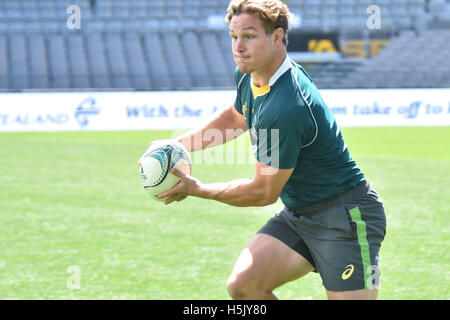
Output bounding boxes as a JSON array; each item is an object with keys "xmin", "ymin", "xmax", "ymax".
[
  {"xmin": 0, "ymin": 0, "xmax": 449, "ymax": 90},
  {"xmin": 123, "ymin": 33, "xmax": 152, "ymax": 90},
  {"xmin": 340, "ymin": 28, "xmax": 450, "ymax": 88},
  {"xmin": 143, "ymin": 33, "xmax": 173, "ymax": 89}
]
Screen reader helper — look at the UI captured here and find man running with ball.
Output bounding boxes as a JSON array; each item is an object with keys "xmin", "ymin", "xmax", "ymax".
[{"xmin": 145, "ymin": 0, "xmax": 386, "ymax": 300}]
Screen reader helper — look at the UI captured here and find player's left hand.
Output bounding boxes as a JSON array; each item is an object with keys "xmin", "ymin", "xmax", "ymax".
[{"xmin": 157, "ymin": 167, "xmax": 200, "ymax": 205}]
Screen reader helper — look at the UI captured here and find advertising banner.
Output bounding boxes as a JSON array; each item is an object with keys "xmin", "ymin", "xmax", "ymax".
[
  {"xmin": 0, "ymin": 91, "xmax": 231, "ymax": 132},
  {"xmin": 321, "ymin": 88, "xmax": 450, "ymax": 127},
  {"xmin": 0, "ymin": 88, "xmax": 448, "ymax": 132}
]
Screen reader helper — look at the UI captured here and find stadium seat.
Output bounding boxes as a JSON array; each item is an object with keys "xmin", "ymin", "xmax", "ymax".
[
  {"xmin": 438, "ymin": 2, "xmax": 450, "ymax": 22},
  {"xmin": 48, "ymin": 34, "xmax": 73, "ymax": 89},
  {"xmin": 7, "ymin": 21, "xmax": 27, "ymax": 34},
  {"xmin": 21, "ymin": 1, "xmax": 40, "ymax": 19},
  {"xmin": 217, "ymin": 30, "xmax": 236, "ymax": 71},
  {"xmin": 143, "ymin": 33, "xmax": 173, "ymax": 89},
  {"xmin": 0, "ymin": 0, "xmax": 447, "ymax": 90},
  {"xmin": 428, "ymin": 0, "xmax": 447, "ymax": 13},
  {"xmin": 166, "ymin": 0, "xmax": 184, "ymax": 18},
  {"xmin": 183, "ymin": 5, "xmax": 201, "ymax": 19},
  {"xmin": 0, "ymin": 35, "xmax": 9, "ymax": 89},
  {"xmin": 85, "ymin": 33, "xmax": 111, "ymax": 88},
  {"xmin": 104, "ymin": 33, "xmax": 132, "ymax": 88},
  {"xmin": 161, "ymin": 32, "xmax": 192, "ymax": 88},
  {"xmin": 41, "ymin": 20, "xmax": 64, "ymax": 34},
  {"xmin": 301, "ymin": 17, "xmax": 323, "ymax": 31},
  {"xmin": 129, "ymin": 1, "xmax": 149, "ymax": 18},
  {"xmin": 85, "ymin": 20, "xmax": 107, "ymax": 32},
  {"xmin": 39, "ymin": 3, "xmax": 58, "ymax": 19},
  {"xmin": 340, "ymin": 28, "xmax": 450, "ymax": 88},
  {"xmin": 199, "ymin": 33, "xmax": 234, "ymax": 87},
  {"xmin": 66, "ymin": 34, "xmax": 91, "ymax": 89},
  {"xmin": 9, "ymin": 35, "xmax": 30, "ymax": 90},
  {"xmin": 24, "ymin": 22, "xmax": 43, "ymax": 34},
  {"xmin": 123, "ymin": 33, "xmax": 152, "ymax": 90},
  {"xmin": 159, "ymin": 18, "xmax": 178, "ymax": 31},
  {"xmin": 112, "ymin": 2, "xmax": 131, "ymax": 19},
  {"xmin": 28, "ymin": 34, "xmax": 50, "ymax": 89},
  {"xmin": 181, "ymin": 31, "xmax": 213, "ymax": 88}
]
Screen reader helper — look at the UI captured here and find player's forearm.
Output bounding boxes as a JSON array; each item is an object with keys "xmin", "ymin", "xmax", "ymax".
[
  {"xmin": 194, "ymin": 179, "xmax": 276, "ymax": 207},
  {"xmin": 175, "ymin": 127, "xmax": 215, "ymax": 152},
  {"xmin": 176, "ymin": 106, "xmax": 246, "ymax": 152}
]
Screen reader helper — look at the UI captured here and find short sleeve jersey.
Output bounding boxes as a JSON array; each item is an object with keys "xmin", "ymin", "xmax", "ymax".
[{"xmin": 234, "ymin": 56, "xmax": 365, "ymax": 209}]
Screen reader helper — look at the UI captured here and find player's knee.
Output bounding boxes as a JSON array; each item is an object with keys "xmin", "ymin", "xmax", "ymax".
[{"xmin": 226, "ymin": 274, "xmax": 254, "ymax": 299}]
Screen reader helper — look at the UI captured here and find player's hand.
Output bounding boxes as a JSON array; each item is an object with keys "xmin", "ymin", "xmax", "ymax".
[{"xmin": 157, "ymin": 167, "xmax": 200, "ymax": 205}]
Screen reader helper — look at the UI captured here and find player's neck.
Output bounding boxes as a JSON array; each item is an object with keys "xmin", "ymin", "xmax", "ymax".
[{"xmin": 251, "ymin": 50, "xmax": 287, "ymax": 88}]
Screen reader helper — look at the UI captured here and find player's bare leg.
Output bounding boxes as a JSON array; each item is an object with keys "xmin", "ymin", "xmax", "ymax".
[{"xmin": 226, "ymin": 233, "xmax": 314, "ymax": 300}]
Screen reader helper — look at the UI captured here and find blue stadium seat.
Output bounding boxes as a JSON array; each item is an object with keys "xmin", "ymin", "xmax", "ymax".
[
  {"xmin": 0, "ymin": 0, "xmax": 445, "ymax": 90},
  {"xmin": 123, "ymin": 33, "xmax": 152, "ymax": 90},
  {"xmin": 104, "ymin": 33, "xmax": 132, "ymax": 88},
  {"xmin": 0, "ymin": 35, "xmax": 9, "ymax": 89},
  {"xmin": 181, "ymin": 31, "xmax": 212, "ymax": 88},
  {"xmin": 97, "ymin": 0, "xmax": 113, "ymax": 18},
  {"xmin": 66, "ymin": 34, "xmax": 91, "ymax": 88},
  {"xmin": 9, "ymin": 35, "xmax": 30, "ymax": 90},
  {"xmin": 159, "ymin": 18, "xmax": 178, "ymax": 31},
  {"xmin": 47, "ymin": 35, "xmax": 71, "ymax": 88},
  {"xmin": 161, "ymin": 32, "xmax": 192, "ymax": 88},
  {"xmin": 21, "ymin": 1, "xmax": 40, "ymax": 19},
  {"xmin": 143, "ymin": 19, "xmax": 161, "ymax": 31},
  {"xmin": 85, "ymin": 20, "xmax": 107, "ymax": 32},
  {"xmin": 28, "ymin": 34, "xmax": 49, "ymax": 89},
  {"xmin": 143, "ymin": 33, "xmax": 173, "ymax": 89},
  {"xmin": 218, "ymin": 30, "xmax": 235, "ymax": 71},
  {"xmin": 129, "ymin": 1, "xmax": 149, "ymax": 18},
  {"xmin": 199, "ymin": 33, "xmax": 234, "ymax": 87},
  {"xmin": 85, "ymin": 33, "xmax": 111, "ymax": 88},
  {"xmin": 41, "ymin": 20, "xmax": 65, "ymax": 33},
  {"xmin": 112, "ymin": 2, "xmax": 131, "ymax": 19},
  {"xmin": 147, "ymin": 0, "xmax": 164, "ymax": 18}
]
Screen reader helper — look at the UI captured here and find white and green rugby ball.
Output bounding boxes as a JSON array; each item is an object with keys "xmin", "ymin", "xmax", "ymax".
[{"xmin": 139, "ymin": 141, "xmax": 191, "ymax": 201}]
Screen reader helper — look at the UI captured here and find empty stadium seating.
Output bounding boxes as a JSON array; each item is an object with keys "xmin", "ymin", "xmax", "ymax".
[
  {"xmin": 0, "ymin": 30, "xmax": 235, "ymax": 90},
  {"xmin": 0, "ymin": 0, "xmax": 449, "ymax": 90},
  {"xmin": 339, "ymin": 29, "xmax": 450, "ymax": 88}
]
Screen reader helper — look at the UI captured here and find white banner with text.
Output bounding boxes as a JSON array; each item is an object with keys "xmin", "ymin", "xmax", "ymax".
[{"xmin": 0, "ymin": 88, "xmax": 449, "ymax": 132}]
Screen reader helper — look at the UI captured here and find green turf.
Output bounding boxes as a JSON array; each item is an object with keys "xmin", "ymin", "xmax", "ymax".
[{"xmin": 0, "ymin": 127, "xmax": 448, "ymax": 299}]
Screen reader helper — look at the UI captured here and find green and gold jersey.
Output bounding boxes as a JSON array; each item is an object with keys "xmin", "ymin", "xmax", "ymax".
[{"xmin": 234, "ymin": 56, "xmax": 365, "ymax": 209}]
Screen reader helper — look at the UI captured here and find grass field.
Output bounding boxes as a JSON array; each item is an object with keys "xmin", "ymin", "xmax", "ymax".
[{"xmin": 0, "ymin": 127, "xmax": 449, "ymax": 300}]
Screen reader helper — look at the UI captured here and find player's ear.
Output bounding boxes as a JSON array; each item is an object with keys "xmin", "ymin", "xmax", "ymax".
[{"xmin": 272, "ymin": 27, "xmax": 284, "ymax": 45}]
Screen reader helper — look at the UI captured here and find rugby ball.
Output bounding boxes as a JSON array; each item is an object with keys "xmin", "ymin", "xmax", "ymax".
[{"xmin": 139, "ymin": 141, "xmax": 192, "ymax": 201}]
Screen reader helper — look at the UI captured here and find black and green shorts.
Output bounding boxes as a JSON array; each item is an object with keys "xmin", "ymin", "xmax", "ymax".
[{"xmin": 258, "ymin": 180, "xmax": 386, "ymax": 291}]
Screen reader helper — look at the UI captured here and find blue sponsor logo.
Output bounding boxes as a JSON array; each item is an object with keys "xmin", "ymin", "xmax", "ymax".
[{"xmin": 75, "ymin": 97, "xmax": 100, "ymax": 127}]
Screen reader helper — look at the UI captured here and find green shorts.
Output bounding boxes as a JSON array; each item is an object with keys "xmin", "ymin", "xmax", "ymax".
[{"xmin": 257, "ymin": 180, "xmax": 386, "ymax": 291}]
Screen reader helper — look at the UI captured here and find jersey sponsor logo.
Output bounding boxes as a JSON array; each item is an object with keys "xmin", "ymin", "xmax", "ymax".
[{"xmin": 341, "ymin": 264, "xmax": 354, "ymax": 280}]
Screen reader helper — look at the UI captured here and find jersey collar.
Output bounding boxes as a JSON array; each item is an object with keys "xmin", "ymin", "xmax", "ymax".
[
  {"xmin": 251, "ymin": 55, "xmax": 292, "ymax": 98},
  {"xmin": 269, "ymin": 54, "xmax": 292, "ymax": 87}
]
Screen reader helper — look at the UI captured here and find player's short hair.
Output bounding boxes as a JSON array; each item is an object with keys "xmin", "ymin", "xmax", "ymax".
[{"xmin": 225, "ymin": 0, "xmax": 292, "ymax": 46}]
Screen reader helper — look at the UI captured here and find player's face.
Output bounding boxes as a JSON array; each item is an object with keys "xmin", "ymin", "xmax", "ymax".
[{"xmin": 229, "ymin": 13, "xmax": 275, "ymax": 75}]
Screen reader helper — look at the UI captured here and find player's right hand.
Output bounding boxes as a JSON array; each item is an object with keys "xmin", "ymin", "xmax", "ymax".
[{"xmin": 157, "ymin": 167, "xmax": 200, "ymax": 205}]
